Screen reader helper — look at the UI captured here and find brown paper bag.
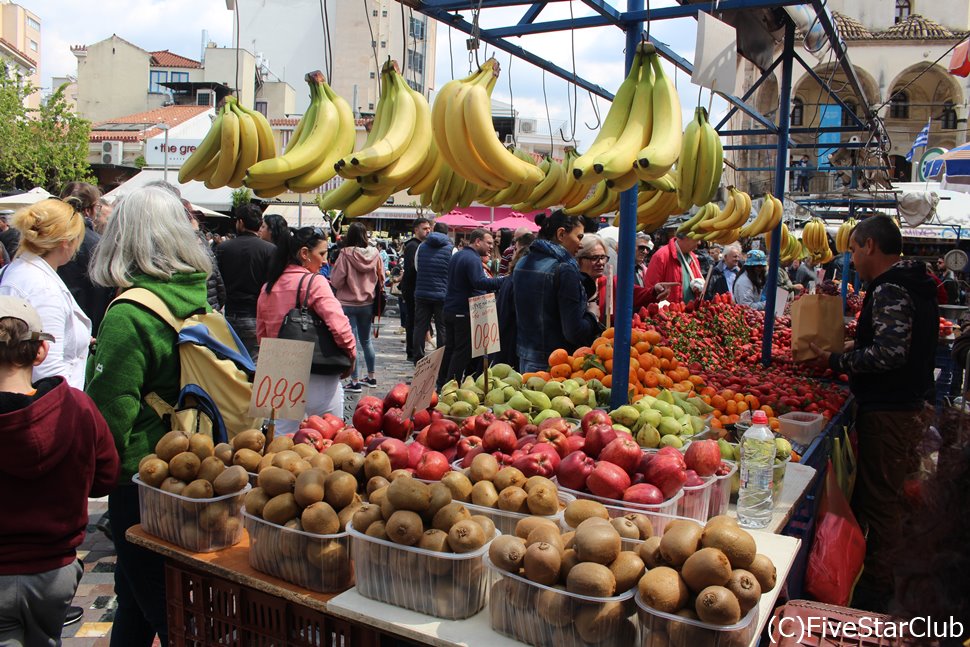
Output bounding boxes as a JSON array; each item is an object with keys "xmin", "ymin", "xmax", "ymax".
[{"xmin": 790, "ymin": 294, "xmax": 845, "ymax": 361}]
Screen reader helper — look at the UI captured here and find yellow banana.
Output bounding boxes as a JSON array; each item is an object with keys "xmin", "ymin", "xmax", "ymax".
[
  {"xmin": 234, "ymin": 100, "xmax": 276, "ymax": 161},
  {"xmin": 195, "ymin": 150, "xmax": 221, "ymax": 183},
  {"xmin": 593, "ymin": 51, "xmax": 653, "ymax": 180},
  {"xmin": 739, "ymin": 193, "xmax": 775, "ymax": 238},
  {"xmin": 286, "ymin": 82, "xmax": 356, "ymax": 193},
  {"xmin": 253, "ymin": 185, "xmax": 288, "ymax": 198},
  {"xmin": 227, "ymin": 103, "xmax": 258, "ymax": 188},
  {"xmin": 699, "ymin": 189, "xmax": 736, "ymax": 231},
  {"xmin": 407, "ymin": 142, "xmax": 443, "ymax": 196},
  {"xmin": 179, "ymin": 109, "xmax": 225, "ymax": 183},
  {"xmin": 691, "ymin": 109, "xmax": 722, "ymax": 206},
  {"xmin": 317, "ymin": 180, "xmax": 362, "ymax": 211},
  {"xmin": 343, "ymin": 187, "xmax": 392, "ymax": 218},
  {"xmin": 645, "ymin": 171, "xmax": 678, "ymax": 193},
  {"xmin": 344, "ymin": 65, "xmax": 415, "ymax": 174},
  {"xmin": 606, "ymin": 168, "xmax": 640, "ymax": 192},
  {"xmin": 563, "ymin": 181, "xmax": 608, "ymax": 215},
  {"xmin": 446, "ymin": 81, "xmax": 508, "ymax": 189},
  {"xmin": 676, "ymin": 108, "xmax": 704, "ymax": 210},
  {"xmin": 463, "ymin": 80, "xmax": 543, "ymax": 186},
  {"xmin": 635, "ymin": 52, "xmax": 683, "ymax": 180},
  {"xmin": 208, "ymin": 105, "xmax": 239, "ymax": 188},
  {"xmin": 430, "ymin": 62, "xmax": 494, "ymax": 180}
]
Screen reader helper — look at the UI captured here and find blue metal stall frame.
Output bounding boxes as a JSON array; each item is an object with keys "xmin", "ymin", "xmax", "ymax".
[{"xmin": 396, "ymin": 0, "xmax": 881, "ymax": 403}]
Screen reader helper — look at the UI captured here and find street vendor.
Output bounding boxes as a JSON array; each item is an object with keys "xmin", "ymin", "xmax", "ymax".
[
  {"xmin": 806, "ymin": 215, "xmax": 938, "ymax": 613},
  {"xmin": 643, "ymin": 231, "xmax": 704, "ymax": 303}
]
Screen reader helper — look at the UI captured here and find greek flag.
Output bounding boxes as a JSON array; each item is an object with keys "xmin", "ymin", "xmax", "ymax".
[{"xmin": 905, "ymin": 121, "xmax": 931, "ymax": 162}]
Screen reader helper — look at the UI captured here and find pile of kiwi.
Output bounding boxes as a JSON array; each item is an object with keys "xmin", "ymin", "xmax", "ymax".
[
  {"xmin": 637, "ymin": 515, "xmax": 777, "ymax": 643},
  {"xmin": 136, "ymin": 430, "xmax": 253, "ymax": 552},
  {"xmin": 487, "ymin": 499, "xmax": 645, "ymax": 646},
  {"xmin": 351, "ymin": 471, "xmax": 497, "ymax": 620}
]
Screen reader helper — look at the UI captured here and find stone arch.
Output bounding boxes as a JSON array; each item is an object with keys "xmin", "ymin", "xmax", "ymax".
[{"xmin": 885, "ymin": 62, "xmax": 965, "ymax": 162}]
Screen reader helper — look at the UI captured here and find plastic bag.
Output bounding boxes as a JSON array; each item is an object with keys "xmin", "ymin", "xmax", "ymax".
[{"xmin": 805, "ymin": 459, "xmax": 866, "ymax": 606}]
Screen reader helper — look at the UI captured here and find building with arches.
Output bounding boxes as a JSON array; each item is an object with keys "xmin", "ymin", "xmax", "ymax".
[{"xmin": 729, "ymin": 2, "xmax": 969, "ymax": 192}]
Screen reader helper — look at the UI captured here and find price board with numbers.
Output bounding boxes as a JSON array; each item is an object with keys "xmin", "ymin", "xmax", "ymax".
[
  {"xmin": 402, "ymin": 347, "xmax": 446, "ymax": 419},
  {"xmin": 469, "ymin": 293, "xmax": 500, "ymax": 358},
  {"xmin": 248, "ymin": 338, "xmax": 314, "ymax": 421}
]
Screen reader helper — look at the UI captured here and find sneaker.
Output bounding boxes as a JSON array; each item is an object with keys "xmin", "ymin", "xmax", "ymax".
[
  {"xmin": 344, "ymin": 381, "xmax": 362, "ymax": 393},
  {"xmin": 363, "ymin": 377, "xmax": 378, "ymax": 388},
  {"xmin": 95, "ymin": 514, "xmax": 112, "ymax": 542},
  {"xmin": 63, "ymin": 606, "xmax": 84, "ymax": 626}
]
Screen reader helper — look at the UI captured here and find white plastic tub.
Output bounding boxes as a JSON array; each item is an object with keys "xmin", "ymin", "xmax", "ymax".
[
  {"xmin": 708, "ymin": 461, "xmax": 738, "ymax": 518},
  {"xmin": 555, "ymin": 482, "xmax": 684, "ymax": 535},
  {"xmin": 777, "ymin": 412, "xmax": 825, "ymax": 446},
  {"xmin": 676, "ymin": 475, "xmax": 716, "ymax": 522},
  {"xmin": 637, "ymin": 591, "xmax": 759, "ymax": 647}
]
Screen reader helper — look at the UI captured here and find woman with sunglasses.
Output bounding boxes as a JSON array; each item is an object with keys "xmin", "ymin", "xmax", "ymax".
[
  {"xmin": 257, "ymin": 227, "xmax": 355, "ymax": 434},
  {"xmin": 0, "ymin": 198, "xmax": 89, "ymax": 388}
]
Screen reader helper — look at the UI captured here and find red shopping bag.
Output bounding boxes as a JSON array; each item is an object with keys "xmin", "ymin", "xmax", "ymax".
[{"xmin": 804, "ymin": 459, "xmax": 866, "ymax": 606}]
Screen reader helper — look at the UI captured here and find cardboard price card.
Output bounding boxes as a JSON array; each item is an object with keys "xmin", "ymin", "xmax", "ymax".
[
  {"xmin": 249, "ymin": 338, "xmax": 314, "ymax": 421},
  {"xmin": 402, "ymin": 347, "xmax": 445, "ymax": 419},
  {"xmin": 469, "ymin": 293, "xmax": 500, "ymax": 358}
]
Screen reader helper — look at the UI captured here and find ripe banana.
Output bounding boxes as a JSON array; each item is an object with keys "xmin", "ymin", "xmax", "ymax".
[
  {"xmin": 591, "ymin": 48, "xmax": 654, "ymax": 180},
  {"xmin": 676, "ymin": 109, "xmax": 704, "ymax": 211},
  {"xmin": 179, "ymin": 110, "xmax": 225, "ymax": 183},
  {"xmin": 634, "ymin": 52, "xmax": 683, "ymax": 181},
  {"xmin": 645, "ymin": 171, "xmax": 678, "ymax": 194},
  {"xmin": 802, "ymin": 218, "xmax": 829, "ymax": 255},
  {"xmin": 227, "ymin": 103, "xmax": 257, "ymax": 188},
  {"xmin": 835, "ymin": 218, "xmax": 856, "ymax": 254},
  {"xmin": 208, "ymin": 105, "xmax": 239, "ymax": 188},
  {"xmin": 286, "ymin": 82, "xmax": 355, "ymax": 193},
  {"xmin": 691, "ymin": 110, "xmax": 723, "ymax": 207},
  {"xmin": 563, "ymin": 181, "xmax": 608, "ymax": 215}
]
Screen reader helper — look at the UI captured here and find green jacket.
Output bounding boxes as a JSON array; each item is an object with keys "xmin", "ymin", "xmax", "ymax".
[{"xmin": 85, "ymin": 272, "xmax": 209, "ymax": 482}]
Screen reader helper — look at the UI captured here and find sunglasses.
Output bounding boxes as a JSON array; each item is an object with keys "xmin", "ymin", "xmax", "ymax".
[{"xmin": 637, "ymin": 246, "xmax": 650, "ymax": 251}]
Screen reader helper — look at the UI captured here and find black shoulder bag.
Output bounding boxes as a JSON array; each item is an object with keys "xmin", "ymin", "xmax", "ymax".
[{"xmin": 277, "ymin": 273, "xmax": 352, "ymax": 375}]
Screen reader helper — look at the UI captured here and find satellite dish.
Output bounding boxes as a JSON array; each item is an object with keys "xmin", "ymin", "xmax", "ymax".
[{"xmin": 944, "ymin": 249, "xmax": 968, "ymax": 272}]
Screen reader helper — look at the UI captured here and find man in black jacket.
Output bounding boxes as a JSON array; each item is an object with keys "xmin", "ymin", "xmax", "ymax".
[
  {"xmin": 808, "ymin": 215, "xmax": 938, "ymax": 613},
  {"xmin": 215, "ymin": 204, "xmax": 276, "ymax": 360},
  {"xmin": 399, "ymin": 217, "xmax": 431, "ymax": 362}
]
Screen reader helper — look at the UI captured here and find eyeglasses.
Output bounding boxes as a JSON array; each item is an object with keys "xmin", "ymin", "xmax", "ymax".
[
  {"xmin": 637, "ymin": 246, "xmax": 650, "ymax": 252},
  {"xmin": 297, "ymin": 226, "xmax": 326, "ymax": 238},
  {"xmin": 583, "ymin": 254, "xmax": 608, "ymax": 264}
]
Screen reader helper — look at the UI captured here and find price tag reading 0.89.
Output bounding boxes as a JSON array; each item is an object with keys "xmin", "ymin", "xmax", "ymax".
[
  {"xmin": 254, "ymin": 375, "xmax": 305, "ymax": 411},
  {"xmin": 472, "ymin": 320, "xmax": 499, "ymax": 352}
]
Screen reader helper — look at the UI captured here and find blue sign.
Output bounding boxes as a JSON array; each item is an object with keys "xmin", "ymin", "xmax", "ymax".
[{"xmin": 817, "ymin": 105, "xmax": 843, "ymax": 168}]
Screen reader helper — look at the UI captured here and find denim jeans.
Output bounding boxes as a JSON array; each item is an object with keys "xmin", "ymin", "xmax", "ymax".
[
  {"xmin": 412, "ymin": 298, "xmax": 444, "ymax": 362},
  {"xmin": 343, "ymin": 304, "xmax": 376, "ymax": 380},
  {"xmin": 225, "ymin": 312, "xmax": 259, "ymax": 361}
]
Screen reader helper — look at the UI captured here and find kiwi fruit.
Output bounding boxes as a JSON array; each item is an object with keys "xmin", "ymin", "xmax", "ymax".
[
  {"xmin": 256, "ymin": 452, "xmax": 277, "ymax": 473},
  {"xmin": 351, "ymin": 504, "xmax": 383, "ymax": 533},
  {"xmin": 638, "ymin": 536, "xmax": 665, "ymax": 568},
  {"xmin": 244, "ymin": 487, "xmax": 270, "ymax": 517},
  {"xmin": 559, "ymin": 548, "xmax": 580, "ymax": 584},
  {"xmin": 155, "ymin": 430, "xmax": 191, "ymax": 462},
  {"xmin": 363, "ymin": 450, "xmax": 392, "ymax": 481},
  {"xmin": 658, "ymin": 519, "xmax": 704, "ymax": 567},
  {"xmin": 232, "ymin": 429, "xmax": 265, "ymax": 453},
  {"xmin": 365, "ymin": 520, "xmax": 388, "ymax": 540},
  {"xmin": 695, "ymin": 585, "xmax": 742, "ymax": 625},
  {"xmin": 339, "ymin": 453, "xmax": 364, "ymax": 478},
  {"xmin": 324, "ymin": 471, "xmax": 358, "ymax": 510},
  {"xmin": 308, "ymin": 453, "xmax": 335, "ymax": 474},
  {"xmin": 366, "ymin": 475, "xmax": 390, "ymax": 496},
  {"xmin": 562, "ymin": 530, "xmax": 576, "ymax": 550},
  {"xmin": 292, "ymin": 443, "xmax": 318, "ymax": 460},
  {"xmin": 138, "ymin": 457, "xmax": 169, "ymax": 488},
  {"xmin": 609, "ymin": 551, "xmax": 646, "ymax": 593},
  {"xmin": 747, "ymin": 554, "xmax": 776, "ymax": 592},
  {"xmin": 278, "ymin": 519, "xmax": 305, "ymax": 558},
  {"xmin": 575, "ymin": 601, "xmax": 624, "ymax": 643},
  {"xmin": 567, "ymin": 562, "xmax": 616, "ymax": 597},
  {"xmin": 368, "ymin": 485, "xmax": 388, "ymax": 508},
  {"xmin": 725, "ymin": 569, "xmax": 761, "ymax": 615},
  {"xmin": 610, "ymin": 516, "xmax": 641, "ymax": 540},
  {"xmin": 385, "ymin": 476, "xmax": 431, "ymax": 513},
  {"xmin": 431, "ymin": 502, "xmax": 471, "ymax": 532},
  {"xmin": 325, "ymin": 443, "xmax": 354, "ymax": 466},
  {"xmin": 301, "ymin": 501, "xmax": 340, "ymax": 535},
  {"xmin": 469, "ymin": 453, "xmax": 499, "ymax": 483},
  {"xmin": 426, "ymin": 483, "xmax": 453, "ymax": 521},
  {"xmin": 336, "ymin": 497, "xmax": 363, "ymax": 532},
  {"xmin": 700, "ymin": 523, "xmax": 757, "ymax": 570},
  {"xmin": 214, "ymin": 443, "xmax": 233, "ymax": 466},
  {"xmin": 574, "ymin": 523, "xmax": 622, "ymax": 565},
  {"xmin": 379, "ymin": 494, "xmax": 396, "ymax": 520},
  {"xmin": 526, "ymin": 525, "xmax": 564, "ymax": 552},
  {"xmin": 470, "ymin": 480, "xmax": 499, "ymax": 508},
  {"xmin": 212, "ymin": 465, "xmax": 249, "ymax": 496},
  {"xmin": 447, "ymin": 519, "xmax": 486, "ymax": 553},
  {"xmin": 386, "ymin": 510, "xmax": 424, "ymax": 546},
  {"xmin": 681, "ymin": 547, "xmax": 733, "ymax": 593},
  {"xmin": 523, "ymin": 475, "xmax": 556, "ymax": 494},
  {"xmin": 705, "ymin": 514, "xmax": 739, "ymax": 529},
  {"xmin": 623, "ymin": 513, "xmax": 654, "ymax": 540},
  {"xmin": 536, "ymin": 588, "xmax": 572, "ymax": 626},
  {"xmin": 489, "ymin": 535, "xmax": 527, "ymax": 573},
  {"xmin": 265, "ymin": 435, "xmax": 294, "ymax": 454},
  {"xmin": 263, "ymin": 493, "xmax": 300, "ymax": 525},
  {"xmin": 493, "ymin": 466, "xmax": 527, "ymax": 492},
  {"xmin": 289, "ymin": 456, "xmax": 310, "ymax": 477},
  {"xmin": 293, "ymin": 469, "xmax": 327, "ymax": 507},
  {"xmin": 139, "ymin": 453, "xmax": 159, "ymax": 470},
  {"xmin": 526, "ymin": 484, "xmax": 559, "ymax": 516},
  {"xmin": 232, "ymin": 448, "xmax": 262, "ymax": 473},
  {"xmin": 188, "ymin": 434, "xmax": 215, "ymax": 460},
  {"xmin": 469, "ymin": 515, "xmax": 495, "ymax": 539},
  {"xmin": 440, "ymin": 471, "xmax": 473, "ymax": 501},
  {"xmin": 563, "ymin": 499, "xmax": 610, "ymax": 529},
  {"xmin": 417, "ymin": 528, "xmax": 451, "ymax": 553},
  {"xmin": 183, "ymin": 478, "xmax": 214, "ymax": 500},
  {"xmin": 258, "ymin": 466, "xmax": 296, "ymax": 497},
  {"xmin": 497, "ymin": 486, "xmax": 529, "ymax": 513},
  {"xmin": 197, "ymin": 455, "xmax": 226, "ymax": 483},
  {"xmin": 272, "ymin": 450, "xmax": 302, "ymax": 473},
  {"xmin": 160, "ymin": 477, "xmax": 187, "ymax": 495},
  {"xmin": 523, "ymin": 542, "xmax": 561, "ymax": 585},
  {"xmin": 638, "ymin": 566, "xmax": 689, "ymax": 614},
  {"xmin": 515, "ymin": 516, "xmax": 559, "ymax": 541}
]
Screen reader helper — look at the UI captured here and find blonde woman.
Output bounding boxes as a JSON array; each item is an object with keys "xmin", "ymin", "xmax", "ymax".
[{"xmin": 0, "ymin": 198, "xmax": 89, "ymax": 388}]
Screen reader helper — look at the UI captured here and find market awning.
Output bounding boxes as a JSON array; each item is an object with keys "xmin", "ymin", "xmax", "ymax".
[
  {"xmin": 104, "ymin": 169, "xmax": 233, "ymax": 212},
  {"xmin": 0, "ymin": 187, "xmax": 53, "ymax": 211}
]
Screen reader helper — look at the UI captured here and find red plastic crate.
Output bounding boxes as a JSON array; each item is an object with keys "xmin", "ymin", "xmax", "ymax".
[{"xmin": 770, "ymin": 600, "xmax": 916, "ymax": 646}]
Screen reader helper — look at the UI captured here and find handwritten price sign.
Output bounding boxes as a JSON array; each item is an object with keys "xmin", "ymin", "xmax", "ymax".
[
  {"xmin": 402, "ymin": 347, "xmax": 446, "ymax": 419},
  {"xmin": 249, "ymin": 338, "xmax": 314, "ymax": 421},
  {"xmin": 469, "ymin": 293, "xmax": 500, "ymax": 359}
]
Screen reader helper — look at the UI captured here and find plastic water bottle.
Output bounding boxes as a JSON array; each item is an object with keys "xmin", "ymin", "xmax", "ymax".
[{"xmin": 737, "ymin": 410, "xmax": 774, "ymax": 529}]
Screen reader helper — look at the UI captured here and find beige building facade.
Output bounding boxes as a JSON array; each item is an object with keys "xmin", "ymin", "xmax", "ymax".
[{"xmin": 0, "ymin": 0, "xmax": 41, "ymax": 108}]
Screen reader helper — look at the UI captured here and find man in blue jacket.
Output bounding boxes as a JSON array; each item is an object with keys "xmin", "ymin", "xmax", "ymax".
[
  {"xmin": 413, "ymin": 222, "xmax": 452, "ymax": 363},
  {"xmin": 441, "ymin": 228, "xmax": 504, "ymax": 385}
]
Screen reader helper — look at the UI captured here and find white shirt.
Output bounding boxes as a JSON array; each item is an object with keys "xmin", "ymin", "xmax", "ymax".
[{"xmin": 0, "ymin": 252, "xmax": 92, "ymax": 388}]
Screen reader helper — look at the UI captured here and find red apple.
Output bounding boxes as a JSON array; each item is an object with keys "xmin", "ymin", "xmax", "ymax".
[
  {"xmin": 358, "ymin": 395, "xmax": 383, "ymax": 411},
  {"xmin": 622, "ymin": 483, "xmax": 664, "ymax": 506},
  {"xmin": 529, "ymin": 443, "xmax": 561, "ymax": 472},
  {"xmin": 352, "ymin": 402, "xmax": 383, "ymax": 438},
  {"xmin": 538, "ymin": 417, "xmax": 573, "ymax": 438},
  {"xmin": 427, "ymin": 419, "xmax": 460, "ymax": 451},
  {"xmin": 684, "ymin": 469, "xmax": 705, "ymax": 487},
  {"xmin": 460, "ymin": 445, "xmax": 485, "ymax": 468},
  {"xmin": 377, "ymin": 438, "xmax": 409, "ymax": 470},
  {"xmin": 407, "ymin": 440, "xmax": 428, "ymax": 469},
  {"xmin": 492, "ymin": 452, "xmax": 514, "ymax": 466},
  {"xmin": 512, "ymin": 451, "xmax": 557, "ymax": 478},
  {"xmin": 583, "ymin": 424, "xmax": 618, "ymax": 459},
  {"xmin": 482, "ymin": 420, "xmax": 517, "ymax": 454},
  {"xmin": 643, "ymin": 454, "xmax": 687, "ymax": 499},
  {"xmin": 414, "ymin": 427, "xmax": 429, "ymax": 447},
  {"xmin": 556, "ymin": 450, "xmax": 596, "ymax": 491},
  {"xmin": 412, "ymin": 408, "xmax": 432, "ymax": 430},
  {"xmin": 515, "ymin": 434, "xmax": 538, "ymax": 450},
  {"xmin": 599, "ymin": 438, "xmax": 643, "ymax": 475},
  {"xmin": 415, "ymin": 451, "xmax": 450, "ymax": 480},
  {"xmin": 332, "ymin": 428, "xmax": 364, "ymax": 452},
  {"xmin": 581, "ymin": 409, "xmax": 612, "ymax": 434},
  {"xmin": 460, "ymin": 416, "xmax": 478, "ymax": 437},
  {"xmin": 382, "ymin": 407, "xmax": 413, "ymax": 441},
  {"xmin": 442, "ymin": 445, "xmax": 457, "ymax": 464},
  {"xmin": 657, "ymin": 446, "xmax": 687, "ymax": 469},
  {"xmin": 586, "ymin": 461, "xmax": 631, "ymax": 500},
  {"xmin": 301, "ymin": 416, "xmax": 335, "ymax": 440},
  {"xmin": 684, "ymin": 440, "xmax": 721, "ymax": 477},
  {"xmin": 499, "ymin": 409, "xmax": 530, "ymax": 434},
  {"xmin": 322, "ymin": 413, "xmax": 345, "ymax": 437},
  {"xmin": 520, "ymin": 423, "xmax": 539, "ymax": 439},
  {"xmin": 364, "ymin": 433, "xmax": 387, "ymax": 454},
  {"xmin": 564, "ymin": 434, "xmax": 586, "ymax": 454},
  {"xmin": 536, "ymin": 427, "xmax": 570, "ymax": 458},
  {"xmin": 383, "ymin": 383, "xmax": 410, "ymax": 411},
  {"xmin": 474, "ymin": 411, "xmax": 497, "ymax": 437},
  {"xmin": 456, "ymin": 435, "xmax": 482, "ymax": 460},
  {"xmin": 292, "ymin": 427, "xmax": 324, "ymax": 452}
]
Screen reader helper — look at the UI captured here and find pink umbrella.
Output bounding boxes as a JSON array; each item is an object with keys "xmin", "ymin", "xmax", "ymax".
[
  {"xmin": 434, "ymin": 210, "xmax": 486, "ymax": 228},
  {"xmin": 487, "ymin": 213, "xmax": 540, "ymax": 232}
]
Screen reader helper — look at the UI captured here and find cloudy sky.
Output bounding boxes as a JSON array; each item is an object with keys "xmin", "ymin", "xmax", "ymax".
[{"xmin": 36, "ymin": 0, "xmax": 729, "ymax": 149}]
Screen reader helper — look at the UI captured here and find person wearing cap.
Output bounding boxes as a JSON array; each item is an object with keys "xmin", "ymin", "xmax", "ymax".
[
  {"xmin": 0, "ymin": 296, "xmax": 119, "ymax": 645},
  {"xmin": 733, "ymin": 249, "xmax": 768, "ymax": 310},
  {"xmin": 0, "ymin": 198, "xmax": 91, "ymax": 389},
  {"xmin": 643, "ymin": 231, "xmax": 704, "ymax": 303},
  {"xmin": 634, "ymin": 233, "xmax": 653, "ymax": 287},
  {"xmin": 215, "ymin": 202, "xmax": 276, "ymax": 359}
]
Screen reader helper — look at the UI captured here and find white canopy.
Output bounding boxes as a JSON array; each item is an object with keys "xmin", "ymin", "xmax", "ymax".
[
  {"xmin": 0, "ymin": 187, "xmax": 53, "ymax": 211},
  {"xmin": 104, "ymin": 169, "xmax": 233, "ymax": 212}
]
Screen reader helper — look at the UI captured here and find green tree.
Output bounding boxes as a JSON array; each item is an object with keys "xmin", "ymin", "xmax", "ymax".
[{"xmin": 0, "ymin": 64, "xmax": 95, "ymax": 193}]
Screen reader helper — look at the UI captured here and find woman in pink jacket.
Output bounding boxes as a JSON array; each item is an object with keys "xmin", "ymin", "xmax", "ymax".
[
  {"xmin": 330, "ymin": 222, "xmax": 384, "ymax": 392},
  {"xmin": 257, "ymin": 227, "xmax": 355, "ymax": 433}
]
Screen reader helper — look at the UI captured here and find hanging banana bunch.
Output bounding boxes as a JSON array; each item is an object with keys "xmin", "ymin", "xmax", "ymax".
[
  {"xmin": 738, "ymin": 194, "xmax": 783, "ymax": 239},
  {"xmin": 562, "ymin": 181, "xmax": 619, "ymax": 217},
  {"xmin": 178, "ymin": 96, "xmax": 276, "ymax": 189},
  {"xmin": 802, "ymin": 218, "xmax": 830, "ymax": 256},
  {"xmin": 634, "ymin": 183, "xmax": 681, "ymax": 232},
  {"xmin": 676, "ymin": 106, "xmax": 724, "ymax": 210},
  {"xmin": 242, "ymin": 70, "xmax": 354, "ymax": 198},
  {"xmin": 510, "ymin": 155, "xmax": 573, "ymax": 211},
  {"xmin": 835, "ymin": 218, "xmax": 856, "ymax": 254},
  {"xmin": 633, "ymin": 52, "xmax": 683, "ymax": 181}
]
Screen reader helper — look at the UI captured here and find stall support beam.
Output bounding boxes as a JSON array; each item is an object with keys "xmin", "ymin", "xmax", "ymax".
[
  {"xmin": 609, "ymin": 0, "xmax": 643, "ymax": 410},
  {"xmin": 761, "ymin": 21, "xmax": 795, "ymax": 366}
]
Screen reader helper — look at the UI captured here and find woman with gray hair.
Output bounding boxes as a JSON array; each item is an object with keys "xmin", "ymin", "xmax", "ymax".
[{"xmin": 85, "ymin": 186, "xmax": 213, "ymax": 647}]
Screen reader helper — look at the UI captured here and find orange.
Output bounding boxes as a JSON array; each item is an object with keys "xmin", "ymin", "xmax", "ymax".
[
  {"xmin": 603, "ymin": 327, "xmax": 615, "ymax": 339},
  {"xmin": 602, "ymin": 375, "xmax": 613, "ymax": 388},
  {"xmin": 710, "ymin": 417, "xmax": 723, "ymax": 430},
  {"xmin": 548, "ymin": 348, "xmax": 569, "ymax": 367},
  {"xmin": 719, "ymin": 414, "xmax": 732, "ymax": 426},
  {"xmin": 736, "ymin": 401, "xmax": 749, "ymax": 413},
  {"xmin": 583, "ymin": 367, "xmax": 605, "ymax": 382},
  {"xmin": 725, "ymin": 400, "xmax": 738, "ymax": 415},
  {"xmin": 643, "ymin": 330, "xmax": 662, "ymax": 345},
  {"xmin": 522, "ymin": 372, "xmax": 538, "ymax": 381},
  {"xmin": 604, "ymin": 359, "xmax": 613, "ymax": 374},
  {"xmin": 711, "ymin": 395, "xmax": 727, "ymax": 411},
  {"xmin": 635, "ymin": 341, "xmax": 652, "ymax": 355},
  {"xmin": 596, "ymin": 344, "xmax": 614, "ymax": 361},
  {"xmin": 629, "ymin": 358, "xmax": 640, "ymax": 373},
  {"xmin": 643, "ymin": 372, "xmax": 659, "ymax": 388},
  {"xmin": 570, "ymin": 356, "xmax": 586, "ymax": 372},
  {"xmin": 658, "ymin": 374, "xmax": 674, "ymax": 389},
  {"xmin": 661, "ymin": 347, "xmax": 675, "ymax": 360},
  {"xmin": 721, "ymin": 389, "xmax": 736, "ymax": 400},
  {"xmin": 574, "ymin": 346, "xmax": 593, "ymax": 358},
  {"xmin": 700, "ymin": 386, "xmax": 716, "ymax": 397},
  {"xmin": 761, "ymin": 405, "xmax": 775, "ymax": 418},
  {"xmin": 571, "ymin": 371, "xmax": 584, "ymax": 379},
  {"xmin": 550, "ymin": 363, "xmax": 572, "ymax": 379},
  {"xmin": 537, "ymin": 371, "xmax": 551, "ymax": 381},
  {"xmin": 744, "ymin": 395, "xmax": 760, "ymax": 410},
  {"xmin": 688, "ymin": 375, "xmax": 704, "ymax": 387}
]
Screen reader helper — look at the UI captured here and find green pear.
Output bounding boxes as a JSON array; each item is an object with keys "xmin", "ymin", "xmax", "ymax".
[
  {"xmin": 490, "ymin": 363, "xmax": 512, "ymax": 379},
  {"xmin": 658, "ymin": 416, "xmax": 682, "ymax": 437},
  {"xmin": 636, "ymin": 425, "xmax": 661, "ymax": 449},
  {"xmin": 775, "ymin": 438, "xmax": 793, "ymax": 460},
  {"xmin": 670, "ymin": 405, "xmax": 686, "ymax": 419},
  {"xmin": 474, "ymin": 405, "xmax": 488, "ymax": 415},
  {"xmin": 573, "ymin": 376, "xmax": 586, "ymax": 386},
  {"xmin": 597, "ymin": 388, "xmax": 612, "ymax": 406},
  {"xmin": 574, "ymin": 404, "xmax": 592, "ymax": 418},
  {"xmin": 568, "ymin": 385, "xmax": 590, "ymax": 407},
  {"xmin": 441, "ymin": 392, "xmax": 458, "ymax": 406},
  {"xmin": 689, "ymin": 416, "xmax": 706, "ymax": 434},
  {"xmin": 449, "ymin": 401, "xmax": 474, "ymax": 417},
  {"xmin": 542, "ymin": 381, "xmax": 566, "ymax": 399},
  {"xmin": 652, "ymin": 401, "xmax": 673, "ymax": 418},
  {"xmin": 638, "ymin": 409, "xmax": 662, "ymax": 430},
  {"xmin": 523, "ymin": 390, "xmax": 552, "ymax": 412},
  {"xmin": 504, "ymin": 372, "xmax": 523, "ymax": 388},
  {"xmin": 660, "ymin": 434, "xmax": 684, "ymax": 449},
  {"xmin": 678, "ymin": 400, "xmax": 700, "ymax": 416},
  {"xmin": 503, "ymin": 386, "xmax": 516, "ymax": 399},
  {"xmin": 587, "ymin": 390, "xmax": 598, "ymax": 408},
  {"xmin": 526, "ymin": 376, "xmax": 547, "ymax": 391},
  {"xmin": 532, "ymin": 409, "xmax": 560, "ymax": 426},
  {"xmin": 456, "ymin": 389, "xmax": 480, "ymax": 408},
  {"xmin": 461, "ymin": 376, "xmax": 477, "ymax": 390},
  {"xmin": 491, "ymin": 403, "xmax": 511, "ymax": 417},
  {"xmin": 657, "ymin": 390, "xmax": 676, "ymax": 405},
  {"xmin": 609, "ymin": 405, "xmax": 640, "ymax": 428},
  {"xmin": 508, "ymin": 392, "xmax": 532, "ymax": 413},
  {"xmin": 550, "ymin": 396, "xmax": 576, "ymax": 418},
  {"xmin": 435, "ymin": 402, "xmax": 451, "ymax": 414},
  {"xmin": 440, "ymin": 379, "xmax": 459, "ymax": 394},
  {"xmin": 731, "ymin": 443, "xmax": 741, "ymax": 462},
  {"xmin": 688, "ymin": 396, "xmax": 715, "ymax": 414},
  {"xmin": 587, "ymin": 378, "xmax": 604, "ymax": 393},
  {"xmin": 612, "ymin": 424, "xmax": 632, "ymax": 435},
  {"xmin": 717, "ymin": 439, "xmax": 735, "ymax": 460},
  {"xmin": 485, "ymin": 388, "xmax": 506, "ymax": 407}
]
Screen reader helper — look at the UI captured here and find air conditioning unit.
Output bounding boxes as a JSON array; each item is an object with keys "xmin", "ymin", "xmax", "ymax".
[
  {"xmin": 519, "ymin": 119, "xmax": 536, "ymax": 134},
  {"xmin": 101, "ymin": 140, "xmax": 123, "ymax": 165}
]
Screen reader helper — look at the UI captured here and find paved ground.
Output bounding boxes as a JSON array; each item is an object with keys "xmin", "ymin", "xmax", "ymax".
[{"xmin": 62, "ymin": 300, "xmax": 418, "ymax": 645}]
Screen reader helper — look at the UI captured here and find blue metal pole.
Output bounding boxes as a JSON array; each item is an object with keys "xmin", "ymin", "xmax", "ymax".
[
  {"xmin": 609, "ymin": 0, "xmax": 643, "ymax": 410},
  {"xmin": 761, "ymin": 21, "xmax": 795, "ymax": 366}
]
